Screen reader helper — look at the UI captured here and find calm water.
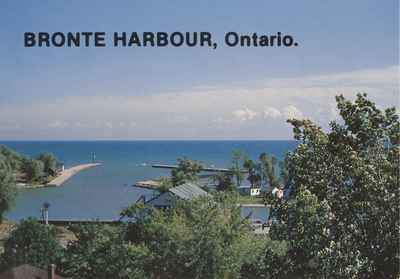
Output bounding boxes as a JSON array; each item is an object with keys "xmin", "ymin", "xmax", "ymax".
[{"xmin": 0, "ymin": 141, "xmax": 296, "ymax": 221}]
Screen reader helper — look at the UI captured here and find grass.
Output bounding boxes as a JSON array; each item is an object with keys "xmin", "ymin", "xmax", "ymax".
[{"xmin": 236, "ymin": 195, "xmax": 264, "ymax": 204}]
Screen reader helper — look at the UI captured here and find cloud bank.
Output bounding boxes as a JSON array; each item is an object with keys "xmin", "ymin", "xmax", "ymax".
[{"xmin": 0, "ymin": 66, "xmax": 398, "ymax": 140}]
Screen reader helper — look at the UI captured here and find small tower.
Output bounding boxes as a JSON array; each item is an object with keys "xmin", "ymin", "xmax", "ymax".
[
  {"xmin": 41, "ymin": 202, "xmax": 50, "ymax": 225},
  {"xmin": 91, "ymin": 152, "xmax": 96, "ymax": 163}
]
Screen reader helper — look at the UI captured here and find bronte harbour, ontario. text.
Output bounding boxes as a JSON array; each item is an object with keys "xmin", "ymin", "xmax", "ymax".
[{"xmin": 24, "ymin": 31, "xmax": 299, "ymax": 48}]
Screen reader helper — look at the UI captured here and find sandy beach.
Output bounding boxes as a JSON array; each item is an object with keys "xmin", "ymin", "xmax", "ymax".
[{"xmin": 47, "ymin": 163, "xmax": 102, "ymax": 187}]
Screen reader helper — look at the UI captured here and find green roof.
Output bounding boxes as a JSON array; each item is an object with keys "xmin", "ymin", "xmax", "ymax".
[{"xmin": 169, "ymin": 182, "xmax": 209, "ymax": 200}]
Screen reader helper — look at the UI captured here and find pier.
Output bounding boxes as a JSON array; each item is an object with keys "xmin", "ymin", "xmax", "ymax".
[
  {"xmin": 47, "ymin": 163, "xmax": 102, "ymax": 186},
  {"xmin": 152, "ymin": 164, "xmax": 247, "ymax": 173},
  {"xmin": 38, "ymin": 218, "xmax": 119, "ymax": 226},
  {"xmin": 134, "ymin": 180, "xmax": 161, "ymax": 189}
]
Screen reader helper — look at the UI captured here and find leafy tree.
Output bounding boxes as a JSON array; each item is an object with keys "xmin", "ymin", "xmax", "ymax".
[
  {"xmin": 0, "ymin": 146, "xmax": 23, "ymax": 172},
  {"xmin": 157, "ymin": 177, "xmax": 173, "ymax": 193},
  {"xmin": 123, "ymin": 194, "xmax": 261, "ymax": 279},
  {"xmin": 0, "ymin": 147, "xmax": 19, "ymax": 222},
  {"xmin": 266, "ymin": 93, "xmax": 400, "ymax": 278},
  {"xmin": 61, "ymin": 224, "xmax": 148, "ymax": 279},
  {"xmin": 1, "ymin": 218, "xmax": 63, "ymax": 270},
  {"xmin": 22, "ymin": 159, "xmax": 44, "ymax": 183},
  {"xmin": 231, "ymin": 150, "xmax": 247, "ymax": 187},
  {"xmin": 37, "ymin": 153, "xmax": 58, "ymax": 176},
  {"xmin": 213, "ymin": 172, "xmax": 235, "ymax": 192},
  {"xmin": 0, "ymin": 166, "xmax": 16, "ymax": 222},
  {"xmin": 243, "ymin": 159, "xmax": 261, "ymax": 188},
  {"xmin": 259, "ymin": 153, "xmax": 280, "ymax": 189},
  {"xmin": 171, "ymin": 157, "xmax": 202, "ymax": 186},
  {"xmin": 240, "ymin": 238, "xmax": 288, "ymax": 279}
]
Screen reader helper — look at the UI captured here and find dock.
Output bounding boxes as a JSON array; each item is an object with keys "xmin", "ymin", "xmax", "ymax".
[
  {"xmin": 47, "ymin": 163, "xmax": 102, "ymax": 186},
  {"xmin": 38, "ymin": 218, "xmax": 119, "ymax": 226},
  {"xmin": 134, "ymin": 180, "xmax": 161, "ymax": 189},
  {"xmin": 152, "ymin": 164, "xmax": 247, "ymax": 173}
]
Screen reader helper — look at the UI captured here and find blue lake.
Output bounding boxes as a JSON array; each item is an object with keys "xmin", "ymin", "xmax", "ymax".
[{"xmin": 0, "ymin": 141, "xmax": 296, "ymax": 221}]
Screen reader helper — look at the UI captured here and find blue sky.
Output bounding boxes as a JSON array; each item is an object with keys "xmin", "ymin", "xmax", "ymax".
[{"xmin": 0, "ymin": 0, "xmax": 398, "ymax": 139}]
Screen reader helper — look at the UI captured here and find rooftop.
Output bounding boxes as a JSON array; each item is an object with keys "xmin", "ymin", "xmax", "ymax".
[{"xmin": 169, "ymin": 182, "xmax": 209, "ymax": 200}]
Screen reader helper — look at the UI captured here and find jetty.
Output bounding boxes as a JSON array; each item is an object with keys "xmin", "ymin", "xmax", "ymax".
[
  {"xmin": 38, "ymin": 218, "xmax": 118, "ymax": 226},
  {"xmin": 47, "ymin": 163, "xmax": 102, "ymax": 186},
  {"xmin": 152, "ymin": 164, "xmax": 247, "ymax": 173},
  {"xmin": 135, "ymin": 180, "xmax": 161, "ymax": 189}
]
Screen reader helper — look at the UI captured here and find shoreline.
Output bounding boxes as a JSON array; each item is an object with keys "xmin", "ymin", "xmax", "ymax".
[
  {"xmin": 16, "ymin": 163, "xmax": 102, "ymax": 189},
  {"xmin": 47, "ymin": 163, "xmax": 102, "ymax": 186}
]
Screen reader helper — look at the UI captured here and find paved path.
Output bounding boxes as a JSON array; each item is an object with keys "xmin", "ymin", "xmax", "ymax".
[{"xmin": 47, "ymin": 163, "xmax": 101, "ymax": 186}]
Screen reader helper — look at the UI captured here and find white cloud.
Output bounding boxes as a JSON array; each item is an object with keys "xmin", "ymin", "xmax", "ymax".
[
  {"xmin": 0, "ymin": 65, "xmax": 397, "ymax": 140},
  {"xmin": 48, "ymin": 120, "xmax": 69, "ymax": 128},
  {"xmin": 104, "ymin": 121, "xmax": 113, "ymax": 129},
  {"xmin": 232, "ymin": 108, "xmax": 257, "ymax": 122},
  {"xmin": 263, "ymin": 107, "xmax": 282, "ymax": 119},
  {"xmin": 283, "ymin": 105, "xmax": 304, "ymax": 120}
]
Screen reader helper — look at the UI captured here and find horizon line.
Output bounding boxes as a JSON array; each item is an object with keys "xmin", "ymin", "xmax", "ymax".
[{"xmin": 0, "ymin": 138, "xmax": 297, "ymax": 142}]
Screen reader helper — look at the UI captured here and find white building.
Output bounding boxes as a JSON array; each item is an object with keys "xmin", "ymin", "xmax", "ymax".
[{"xmin": 238, "ymin": 185, "xmax": 262, "ymax": 197}]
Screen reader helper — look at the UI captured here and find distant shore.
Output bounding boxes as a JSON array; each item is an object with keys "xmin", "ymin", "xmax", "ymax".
[{"xmin": 16, "ymin": 163, "xmax": 102, "ymax": 188}]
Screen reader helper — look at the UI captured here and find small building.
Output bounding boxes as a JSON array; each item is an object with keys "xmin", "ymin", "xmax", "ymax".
[
  {"xmin": 0, "ymin": 264, "xmax": 65, "ymax": 279},
  {"xmin": 48, "ymin": 162, "xmax": 65, "ymax": 176},
  {"xmin": 145, "ymin": 182, "xmax": 209, "ymax": 209},
  {"xmin": 238, "ymin": 185, "xmax": 262, "ymax": 197}
]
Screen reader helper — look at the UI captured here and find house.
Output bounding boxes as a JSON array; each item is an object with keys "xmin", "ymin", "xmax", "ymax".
[
  {"xmin": 238, "ymin": 185, "xmax": 262, "ymax": 197},
  {"xmin": 0, "ymin": 264, "xmax": 65, "ymax": 279},
  {"xmin": 145, "ymin": 182, "xmax": 209, "ymax": 209}
]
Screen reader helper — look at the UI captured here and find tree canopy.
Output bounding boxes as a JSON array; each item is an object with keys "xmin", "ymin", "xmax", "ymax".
[
  {"xmin": 265, "ymin": 93, "xmax": 399, "ymax": 278},
  {"xmin": 171, "ymin": 157, "xmax": 203, "ymax": 186},
  {"xmin": 1, "ymin": 218, "xmax": 63, "ymax": 270}
]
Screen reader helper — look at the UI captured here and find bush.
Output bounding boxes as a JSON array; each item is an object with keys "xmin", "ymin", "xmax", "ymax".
[{"xmin": 1, "ymin": 218, "xmax": 63, "ymax": 270}]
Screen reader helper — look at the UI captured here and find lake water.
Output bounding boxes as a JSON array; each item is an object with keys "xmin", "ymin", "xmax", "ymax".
[{"xmin": 0, "ymin": 141, "xmax": 296, "ymax": 222}]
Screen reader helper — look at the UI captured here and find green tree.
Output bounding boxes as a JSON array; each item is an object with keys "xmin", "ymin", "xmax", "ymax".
[
  {"xmin": 37, "ymin": 153, "xmax": 58, "ymax": 176},
  {"xmin": 171, "ymin": 157, "xmax": 202, "ymax": 186},
  {"xmin": 0, "ymin": 146, "xmax": 23, "ymax": 172},
  {"xmin": 259, "ymin": 153, "xmax": 280, "ymax": 189},
  {"xmin": 61, "ymin": 224, "xmax": 148, "ymax": 279},
  {"xmin": 1, "ymin": 218, "xmax": 63, "ymax": 270},
  {"xmin": 22, "ymin": 159, "xmax": 44, "ymax": 183},
  {"xmin": 243, "ymin": 159, "xmax": 261, "ymax": 188},
  {"xmin": 0, "ymin": 166, "xmax": 16, "ymax": 222},
  {"xmin": 157, "ymin": 177, "xmax": 173, "ymax": 193},
  {"xmin": 231, "ymin": 150, "xmax": 246, "ymax": 188},
  {"xmin": 123, "ymin": 194, "xmax": 261, "ymax": 279},
  {"xmin": 213, "ymin": 172, "xmax": 235, "ymax": 192},
  {"xmin": 266, "ymin": 93, "xmax": 400, "ymax": 278}
]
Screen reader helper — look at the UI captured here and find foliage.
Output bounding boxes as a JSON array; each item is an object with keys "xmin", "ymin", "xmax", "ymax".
[
  {"xmin": 37, "ymin": 153, "xmax": 58, "ymax": 176},
  {"xmin": 241, "ymin": 238, "xmax": 288, "ymax": 279},
  {"xmin": 157, "ymin": 177, "xmax": 173, "ymax": 193},
  {"xmin": 243, "ymin": 159, "xmax": 261, "ymax": 187},
  {"xmin": 61, "ymin": 224, "xmax": 148, "ymax": 279},
  {"xmin": 0, "ymin": 166, "xmax": 16, "ymax": 222},
  {"xmin": 22, "ymin": 159, "xmax": 45, "ymax": 183},
  {"xmin": 124, "ymin": 193, "xmax": 262, "ymax": 279},
  {"xmin": 0, "ymin": 146, "xmax": 23, "ymax": 172},
  {"xmin": 231, "ymin": 150, "xmax": 247, "ymax": 187},
  {"xmin": 242, "ymin": 154, "xmax": 285, "ymax": 190},
  {"xmin": 171, "ymin": 157, "xmax": 202, "ymax": 186},
  {"xmin": 266, "ymin": 93, "xmax": 400, "ymax": 278},
  {"xmin": 1, "ymin": 218, "xmax": 63, "ymax": 270},
  {"xmin": 259, "ymin": 153, "xmax": 280, "ymax": 189},
  {"xmin": 0, "ymin": 145, "xmax": 60, "ymax": 185},
  {"xmin": 213, "ymin": 172, "xmax": 235, "ymax": 192}
]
